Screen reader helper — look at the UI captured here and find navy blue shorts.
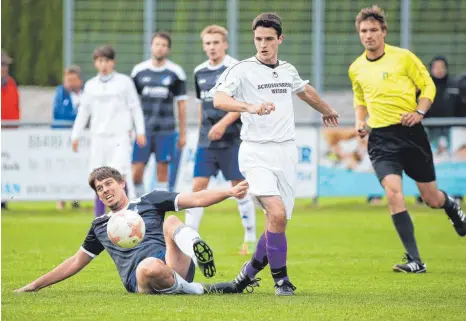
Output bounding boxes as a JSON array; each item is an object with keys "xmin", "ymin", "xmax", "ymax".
[
  {"xmin": 193, "ymin": 146, "xmax": 244, "ymax": 181},
  {"xmin": 132, "ymin": 132, "xmax": 177, "ymax": 164},
  {"xmin": 125, "ymin": 250, "xmax": 196, "ymax": 293}
]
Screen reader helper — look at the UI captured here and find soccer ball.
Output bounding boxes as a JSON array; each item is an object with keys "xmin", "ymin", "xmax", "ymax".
[{"xmin": 107, "ymin": 210, "xmax": 146, "ymax": 248}]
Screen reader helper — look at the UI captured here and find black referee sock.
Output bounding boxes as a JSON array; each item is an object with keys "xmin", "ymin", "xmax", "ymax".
[
  {"xmin": 441, "ymin": 191, "xmax": 463, "ymax": 225},
  {"xmin": 391, "ymin": 211, "xmax": 422, "ymax": 263}
]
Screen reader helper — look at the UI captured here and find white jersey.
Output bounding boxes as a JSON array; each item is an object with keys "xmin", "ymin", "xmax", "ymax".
[
  {"xmin": 210, "ymin": 56, "xmax": 308, "ymax": 143},
  {"xmin": 71, "ymin": 72, "xmax": 145, "ymax": 140}
]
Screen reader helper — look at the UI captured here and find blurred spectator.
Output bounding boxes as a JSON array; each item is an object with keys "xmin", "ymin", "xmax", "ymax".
[
  {"xmin": 424, "ymin": 56, "xmax": 460, "ymax": 154},
  {"xmin": 1, "ymin": 50, "xmax": 20, "ymax": 125},
  {"xmin": 456, "ymin": 71, "xmax": 466, "ymax": 117},
  {"xmin": 52, "ymin": 65, "xmax": 83, "ymax": 128},
  {"xmin": 1, "ymin": 50, "xmax": 20, "ymax": 210},
  {"xmin": 52, "ymin": 65, "xmax": 83, "ymax": 210}
]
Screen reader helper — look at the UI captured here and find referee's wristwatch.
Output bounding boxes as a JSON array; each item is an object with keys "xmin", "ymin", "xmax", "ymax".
[{"xmin": 416, "ymin": 109, "xmax": 426, "ymax": 117}]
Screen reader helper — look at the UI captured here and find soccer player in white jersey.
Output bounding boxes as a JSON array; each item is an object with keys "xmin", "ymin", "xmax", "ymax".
[
  {"xmin": 211, "ymin": 12, "xmax": 339, "ymax": 295},
  {"xmin": 71, "ymin": 45, "xmax": 146, "ymax": 217},
  {"xmin": 188, "ymin": 25, "xmax": 257, "ymax": 255}
]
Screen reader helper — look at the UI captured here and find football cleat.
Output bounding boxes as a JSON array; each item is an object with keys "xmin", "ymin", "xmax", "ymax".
[
  {"xmin": 392, "ymin": 253, "xmax": 426, "ymax": 273},
  {"xmin": 233, "ymin": 262, "xmax": 261, "ymax": 293},
  {"xmin": 202, "ymin": 281, "xmax": 241, "ymax": 294},
  {"xmin": 193, "ymin": 239, "xmax": 216, "ymax": 278},
  {"xmin": 274, "ymin": 280, "xmax": 297, "ymax": 296},
  {"xmin": 448, "ymin": 201, "xmax": 466, "ymax": 237}
]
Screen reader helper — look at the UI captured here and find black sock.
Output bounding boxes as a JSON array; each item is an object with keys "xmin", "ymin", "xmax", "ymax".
[
  {"xmin": 441, "ymin": 191, "xmax": 463, "ymax": 225},
  {"xmin": 391, "ymin": 211, "xmax": 422, "ymax": 263}
]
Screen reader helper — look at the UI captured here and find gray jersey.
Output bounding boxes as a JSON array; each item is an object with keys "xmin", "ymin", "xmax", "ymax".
[
  {"xmin": 194, "ymin": 55, "xmax": 241, "ymax": 148},
  {"xmin": 80, "ymin": 190, "xmax": 178, "ymax": 290}
]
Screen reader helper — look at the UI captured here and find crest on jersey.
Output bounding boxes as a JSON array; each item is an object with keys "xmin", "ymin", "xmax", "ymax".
[
  {"xmin": 382, "ymin": 72, "xmax": 389, "ymax": 80},
  {"xmin": 161, "ymin": 75, "xmax": 172, "ymax": 86},
  {"xmin": 142, "ymin": 76, "xmax": 151, "ymax": 83},
  {"xmin": 272, "ymin": 71, "xmax": 278, "ymax": 78}
]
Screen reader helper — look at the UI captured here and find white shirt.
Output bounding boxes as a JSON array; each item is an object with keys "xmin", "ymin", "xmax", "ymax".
[
  {"xmin": 71, "ymin": 72, "xmax": 145, "ymax": 140},
  {"xmin": 210, "ymin": 56, "xmax": 308, "ymax": 143}
]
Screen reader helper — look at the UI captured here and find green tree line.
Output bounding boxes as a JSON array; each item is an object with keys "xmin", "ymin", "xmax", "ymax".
[{"xmin": 1, "ymin": 0, "xmax": 63, "ymax": 86}]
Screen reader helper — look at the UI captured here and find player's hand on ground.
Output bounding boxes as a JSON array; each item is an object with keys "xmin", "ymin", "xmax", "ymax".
[
  {"xmin": 71, "ymin": 139, "xmax": 79, "ymax": 152},
  {"xmin": 247, "ymin": 102, "xmax": 275, "ymax": 116},
  {"xmin": 208, "ymin": 123, "xmax": 226, "ymax": 141},
  {"xmin": 322, "ymin": 110, "xmax": 339, "ymax": 127},
  {"xmin": 230, "ymin": 180, "xmax": 248, "ymax": 198},
  {"xmin": 401, "ymin": 112, "xmax": 423, "ymax": 127},
  {"xmin": 136, "ymin": 134, "xmax": 146, "ymax": 147},
  {"xmin": 356, "ymin": 121, "xmax": 368, "ymax": 138},
  {"xmin": 14, "ymin": 283, "xmax": 38, "ymax": 293},
  {"xmin": 177, "ymin": 132, "xmax": 186, "ymax": 149}
]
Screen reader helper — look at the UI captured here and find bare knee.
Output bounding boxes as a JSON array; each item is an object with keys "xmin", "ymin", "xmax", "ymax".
[
  {"xmin": 385, "ymin": 185, "xmax": 405, "ymax": 213},
  {"xmin": 132, "ymin": 164, "xmax": 145, "ymax": 184},
  {"xmin": 163, "ymin": 215, "xmax": 183, "ymax": 237},
  {"xmin": 157, "ymin": 162, "xmax": 168, "ymax": 182},
  {"xmin": 192, "ymin": 177, "xmax": 209, "ymax": 192},
  {"xmin": 261, "ymin": 197, "xmax": 287, "ymax": 232},
  {"xmin": 136, "ymin": 258, "xmax": 174, "ymax": 291}
]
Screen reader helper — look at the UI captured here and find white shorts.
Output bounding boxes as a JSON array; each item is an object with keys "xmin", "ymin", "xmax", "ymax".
[
  {"xmin": 238, "ymin": 141, "xmax": 298, "ymax": 219},
  {"xmin": 90, "ymin": 134, "xmax": 132, "ymax": 176}
]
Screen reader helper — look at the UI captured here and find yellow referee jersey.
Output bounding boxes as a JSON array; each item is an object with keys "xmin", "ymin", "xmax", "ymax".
[{"xmin": 348, "ymin": 44, "xmax": 436, "ymax": 128}]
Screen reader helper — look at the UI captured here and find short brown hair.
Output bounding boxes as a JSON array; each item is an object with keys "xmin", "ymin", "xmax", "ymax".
[
  {"xmin": 88, "ymin": 166, "xmax": 124, "ymax": 192},
  {"xmin": 200, "ymin": 25, "xmax": 228, "ymax": 41},
  {"xmin": 64, "ymin": 65, "xmax": 81, "ymax": 77},
  {"xmin": 252, "ymin": 12, "xmax": 283, "ymax": 37},
  {"xmin": 152, "ymin": 31, "xmax": 172, "ymax": 48},
  {"xmin": 93, "ymin": 45, "xmax": 115, "ymax": 60},
  {"xmin": 355, "ymin": 5, "xmax": 387, "ymax": 32}
]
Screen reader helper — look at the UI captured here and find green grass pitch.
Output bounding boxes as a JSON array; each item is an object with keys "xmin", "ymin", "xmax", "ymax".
[{"xmin": 2, "ymin": 198, "xmax": 465, "ymax": 321}]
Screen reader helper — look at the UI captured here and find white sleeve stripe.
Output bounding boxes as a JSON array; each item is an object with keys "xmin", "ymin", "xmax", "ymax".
[
  {"xmin": 174, "ymin": 194, "xmax": 180, "ymax": 212},
  {"xmin": 175, "ymin": 95, "xmax": 188, "ymax": 101},
  {"xmin": 80, "ymin": 246, "xmax": 96, "ymax": 258}
]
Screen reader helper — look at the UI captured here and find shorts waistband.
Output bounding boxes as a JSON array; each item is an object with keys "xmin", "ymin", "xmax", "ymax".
[
  {"xmin": 371, "ymin": 123, "xmax": 423, "ymax": 133},
  {"xmin": 241, "ymin": 139, "xmax": 295, "ymax": 146}
]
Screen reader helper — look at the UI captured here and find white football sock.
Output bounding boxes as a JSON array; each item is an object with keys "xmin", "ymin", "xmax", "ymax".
[
  {"xmin": 135, "ymin": 184, "xmax": 145, "ymax": 197},
  {"xmin": 185, "ymin": 207, "xmax": 205, "ymax": 231},
  {"xmin": 156, "ymin": 271, "xmax": 204, "ymax": 295},
  {"xmin": 173, "ymin": 225, "xmax": 201, "ymax": 263},
  {"xmin": 156, "ymin": 181, "xmax": 169, "ymax": 192},
  {"xmin": 237, "ymin": 195, "xmax": 257, "ymax": 243}
]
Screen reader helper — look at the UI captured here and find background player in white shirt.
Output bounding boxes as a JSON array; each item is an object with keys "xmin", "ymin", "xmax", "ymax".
[
  {"xmin": 211, "ymin": 13, "xmax": 339, "ymax": 295},
  {"xmin": 187, "ymin": 25, "xmax": 256, "ymax": 255},
  {"xmin": 71, "ymin": 45, "xmax": 146, "ymax": 217}
]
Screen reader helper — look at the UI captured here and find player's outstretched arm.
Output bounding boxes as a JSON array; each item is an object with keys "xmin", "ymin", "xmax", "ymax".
[
  {"xmin": 297, "ymin": 84, "xmax": 339, "ymax": 127},
  {"xmin": 177, "ymin": 180, "xmax": 248, "ymax": 210},
  {"xmin": 14, "ymin": 249, "xmax": 93, "ymax": 293},
  {"xmin": 213, "ymin": 92, "xmax": 274, "ymax": 116}
]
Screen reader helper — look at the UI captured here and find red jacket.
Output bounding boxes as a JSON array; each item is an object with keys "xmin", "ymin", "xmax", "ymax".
[{"xmin": 1, "ymin": 76, "xmax": 20, "ymax": 120}]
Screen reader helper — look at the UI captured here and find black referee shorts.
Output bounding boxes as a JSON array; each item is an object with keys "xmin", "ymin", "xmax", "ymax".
[{"xmin": 368, "ymin": 123, "xmax": 436, "ymax": 184}]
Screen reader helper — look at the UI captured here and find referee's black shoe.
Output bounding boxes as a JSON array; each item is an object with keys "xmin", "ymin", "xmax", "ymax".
[
  {"xmin": 393, "ymin": 253, "xmax": 426, "ymax": 274},
  {"xmin": 449, "ymin": 203, "xmax": 466, "ymax": 237}
]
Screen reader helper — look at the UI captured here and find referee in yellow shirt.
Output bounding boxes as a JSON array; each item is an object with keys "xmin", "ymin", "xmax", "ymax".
[{"xmin": 349, "ymin": 5, "xmax": 465, "ymax": 273}]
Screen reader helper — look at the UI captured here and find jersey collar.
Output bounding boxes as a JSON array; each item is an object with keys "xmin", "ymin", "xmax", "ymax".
[{"xmin": 254, "ymin": 56, "xmax": 280, "ymax": 69}]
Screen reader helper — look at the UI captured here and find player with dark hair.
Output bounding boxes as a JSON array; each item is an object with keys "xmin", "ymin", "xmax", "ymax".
[
  {"xmin": 212, "ymin": 12, "xmax": 339, "ymax": 295},
  {"xmin": 15, "ymin": 166, "xmax": 250, "ymax": 295},
  {"xmin": 131, "ymin": 32, "xmax": 187, "ymax": 195},
  {"xmin": 349, "ymin": 5, "xmax": 465, "ymax": 273}
]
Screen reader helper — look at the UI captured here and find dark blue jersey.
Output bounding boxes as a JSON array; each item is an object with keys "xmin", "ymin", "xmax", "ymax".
[
  {"xmin": 194, "ymin": 55, "xmax": 241, "ymax": 148},
  {"xmin": 80, "ymin": 190, "xmax": 179, "ymax": 290},
  {"xmin": 132, "ymin": 60, "xmax": 187, "ymax": 134}
]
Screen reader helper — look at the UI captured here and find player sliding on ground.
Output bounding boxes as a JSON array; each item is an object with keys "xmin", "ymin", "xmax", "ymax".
[
  {"xmin": 211, "ymin": 12, "xmax": 339, "ymax": 295},
  {"xmin": 349, "ymin": 5, "xmax": 466, "ymax": 273},
  {"xmin": 15, "ymin": 166, "xmax": 250, "ymax": 295}
]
